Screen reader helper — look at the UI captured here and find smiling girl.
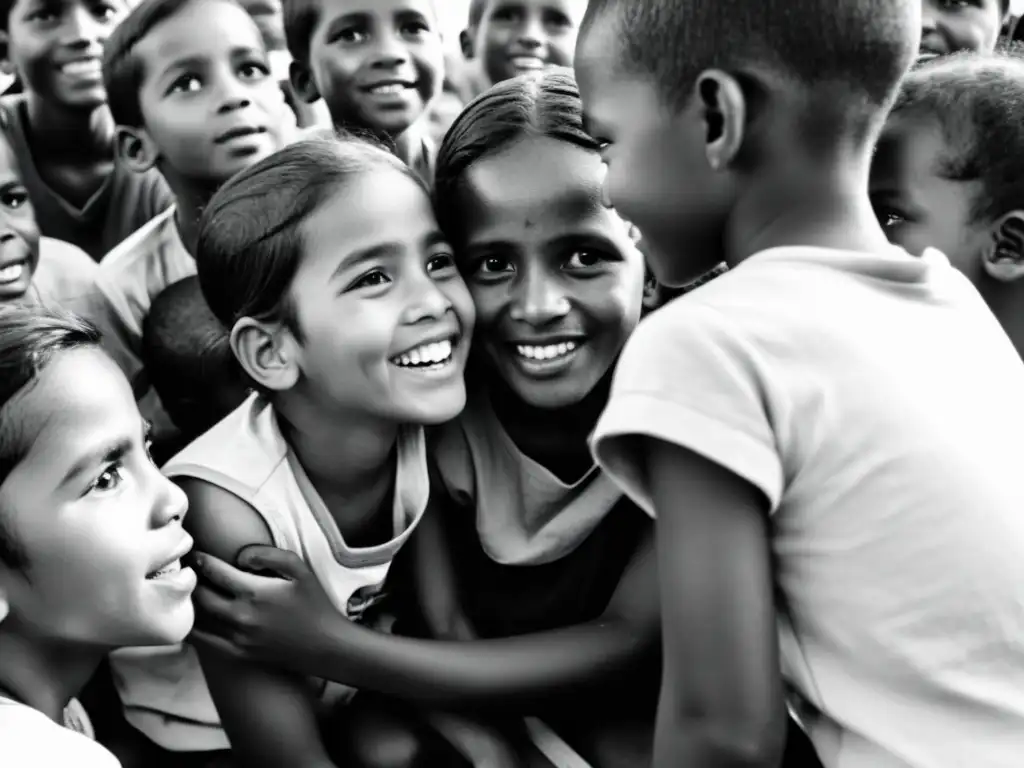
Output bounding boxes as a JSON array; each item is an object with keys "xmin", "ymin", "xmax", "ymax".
[{"xmin": 109, "ymin": 134, "xmax": 475, "ymax": 768}]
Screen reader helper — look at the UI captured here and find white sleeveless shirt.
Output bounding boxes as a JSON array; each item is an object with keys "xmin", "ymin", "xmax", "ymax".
[{"xmin": 110, "ymin": 393, "xmax": 430, "ymax": 751}]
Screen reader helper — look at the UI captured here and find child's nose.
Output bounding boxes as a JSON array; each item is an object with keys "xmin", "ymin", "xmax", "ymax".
[
  {"xmin": 153, "ymin": 476, "xmax": 189, "ymax": 527},
  {"xmin": 63, "ymin": 5, "xmax": 103, "ymax": 45}
]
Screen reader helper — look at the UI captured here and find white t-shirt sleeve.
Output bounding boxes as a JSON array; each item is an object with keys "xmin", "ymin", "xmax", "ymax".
[
  {"xmin": 591, "ymin": 302, "xmax": 784, "ymax": 516},
  {"xmin": 0, "ymin": 699, "xmax": 121, "ymax": 767}
]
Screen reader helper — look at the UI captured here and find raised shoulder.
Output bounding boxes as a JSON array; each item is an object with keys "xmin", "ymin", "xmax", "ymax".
[{"xmin": 178, "ymin": 476, "xmax": 274, "ymax": 564}]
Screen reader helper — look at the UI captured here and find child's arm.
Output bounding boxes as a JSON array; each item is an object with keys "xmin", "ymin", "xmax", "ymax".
[
  {"xmin": 191, "ymin": 529, "xmax": 659, "ymax": 712},
  {"xmin": 180, "ymin": 478, "xmax": 337, "ymax": 768},
  {"xmin": 646, "ymin": 441, "xmax": 788, "ymax": 768}
]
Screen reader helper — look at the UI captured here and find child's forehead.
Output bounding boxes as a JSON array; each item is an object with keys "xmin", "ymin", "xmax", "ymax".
[
  {"xmin": 137, "ymin": 0, "xmax": 262, "ymax": 70},
  {"xmin": 0, "ymin": 134, "xmax": 21, "ymax": 180},
  {"xmin": 314, "ymin": 0, "xmax": 435, "ymax": 22},
  {"xmin": 11, "ymin": 0, "xmax": 129, "ymax": 13},
  {"xmin": 482, "ymin": 0, "xmax": 587, "ymax": 17},
  {"xmin": 1, "ymin": 349, "xmax": 140, "ymax": 480}
]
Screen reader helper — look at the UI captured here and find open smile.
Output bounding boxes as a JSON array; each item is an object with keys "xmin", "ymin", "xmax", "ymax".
[
  {"xmin": 508, "ymin": 55, "xmax": 546, "ymax": 71},
  {"xmin": 390, "ymin": 334, "xmax": 460, "ymax": 375},
  {"xmin": 505, "ymin": 337, "xmax": 586, "ymax": 378},
  {"xmin": 363, "ymin": 79, "xmax": 417, "ymax": 97},
  {"xmin": 0, "ymin": 260, "xmax": 27, "ymax": 285}
]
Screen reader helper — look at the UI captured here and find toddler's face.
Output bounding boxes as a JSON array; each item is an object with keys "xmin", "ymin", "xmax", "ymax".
[
  {"xmin": 870, "ymin": 112, "xmax": 990, "ymax": 281},
  {"xmin": 0, "ymin": 347, "xmax": 195, "ymax": 648},
  {"xmin": 919, "ymin": 0, "xmax": 1004, "ymax": 62},
  {"xmin": 453, "ymin": 135, "xmax": 644, "ymax": 410},
  {"xmin": 0, "ymin": 139, "xmax": 39, "ymax": 302}
]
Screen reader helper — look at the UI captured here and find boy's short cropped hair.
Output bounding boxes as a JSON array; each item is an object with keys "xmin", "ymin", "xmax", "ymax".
[
  {"xmin": 143, "ymin": 276, "xmax": 247, "ymax": 441},
  {"xmin": 892, "ymin": 51, "xmax": 1024, "ymax": 224},
  {"xmin": 0, "ymin": 306, "xmax": 101, "ymax": 569},
  {"xmin": 102, "ymin": 0, "xmax": 221, "ymax": 127},
  {"xmin": 581, "ymin": 0, "xmax": 918, "ymax": 141}
]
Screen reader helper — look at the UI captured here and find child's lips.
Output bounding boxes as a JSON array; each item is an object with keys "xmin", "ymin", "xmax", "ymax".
[
  {"xmin": 59, "ymin": 57, "xmax": 102, "ymax": 78},
  {"xmin": 0, "ymin": 261, "xmax": 26, "ymax": 285}
]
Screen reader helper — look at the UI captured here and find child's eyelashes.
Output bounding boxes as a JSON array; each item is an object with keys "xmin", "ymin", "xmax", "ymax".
[
  {"xmin": 332, "ymin": 25, "xmax": 368, "ymax": 44},
  {"xmin": 427, "ymin": 252, "xmax": 458, "ymax": 274},
  {"xmin": 167, "ymin": 62, "xmax": 270, "ymax": 95},
  {"xmin": 469, "ymin": 248, "xmax": 616, "ymax": 281},
  {"xmin": 0, "ymin": 186, "xmax": 29, "ymax": 210},
  {"xmin": 89, "ymin": 462, "xmax": 126, "ymax": 495},
  {"xmin": 564, "ymin": 249, "xmax": 605, "ymax": 270},
  {"xmin": 349, "ymin": 269, "xmax": 391, "ymax": 291}
]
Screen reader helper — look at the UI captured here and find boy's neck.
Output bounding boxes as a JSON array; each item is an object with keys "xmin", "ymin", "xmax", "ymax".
[
  {"xmin": 0, "ymin": 630, "xmax": 101, "ymax": 722},
  {"xmin": 980, "ymin": 283, "xmax": 1024, "ymax": 361},
  {"xmin": 277, "ymin": 397, "xmax": 401, "ymax": 536},
  {"xmin": 167, "ymin": 176, "xmax": 220, "ymax": 257},
  {"xmin": 392, "ymin": 120, "xmax": 425, "ymax": 168},
  {"xmin": 24, "ymin": 94, "xmax": 114, "ymax": 159},
  {"xmin": 724, "ymin": 156, "xmax": 890, "ymax": 267}
]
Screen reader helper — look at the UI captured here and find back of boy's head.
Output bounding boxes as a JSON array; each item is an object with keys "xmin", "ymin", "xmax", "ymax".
[
  {"xmin": 143, "ymin": 276, "xmax": 247, "ymax": 440},
  {"xmin": 103, "ymin": 0, "xmax": 248, "ymax": 127},
  {"xmin": 197, "ymin": 132, "xmax": 419, "ymax": 339},
  {"xmin": 434, "ymin": 68, "xmax": 595, "ymax": 236},
  {"xmin": 0, "ymin": 305, "xmax": 100, "ymax": 569},
  {"xmin": 580, "ymin": 0, "xmax": 919, "ymax": 149},
  {"xmin": 891, "ymin": 51, "xmax": 1024, "ymax": 225}
]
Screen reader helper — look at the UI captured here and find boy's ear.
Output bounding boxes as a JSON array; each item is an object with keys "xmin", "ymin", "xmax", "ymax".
[
  {"xmin": 229, "ymin": 318, "xmax": 300, "ymax": 392},
  {"xmin": 694, "ymin": 69, "xmax": 746, "ymax": 173},
  {"xmin": 115, "ymin": 126, "xmax": 160, "ymax": 173},
  {"xmin": 642, "ymin": 272, "xmax": 662, "ymax": 311},
  {"xmin": 289, "ymin": 60, "xmax": 321, "ymax": 104},
  {"xmin": 983, "ymin": 210, "xmax": 1024, "ymax": 283},
  {"xmin": 460, "ymin": 28, "xmax": 475, "ymax": 59}
]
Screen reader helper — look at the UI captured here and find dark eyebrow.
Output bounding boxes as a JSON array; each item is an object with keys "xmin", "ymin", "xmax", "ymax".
[
  {"xmin": 330, "ymin": 244, "xmax": 400, "ymax": 282},
  {"xmin": 59, "ymin": 419, "xmax": 151, "ymax": 488}
]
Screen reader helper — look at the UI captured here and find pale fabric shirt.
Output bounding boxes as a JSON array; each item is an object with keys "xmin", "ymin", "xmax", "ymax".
[
  {"xmin": 92, "ymin": 205, "xmax": 196, "ymax": 440},
  {"xmin": 591, "ymin": 246, "xmax": 1024, "ymax": 768},
  {"xmin": 0, "ymin": 696, "xmax": 120, "ymax": 767},
  {"xmin": 433, "ymin": 388, "xmax": 624, "ymax": 565},
  {"xmin": 110, "ymin": 392, "xmax": 430, "ymax": 751}
]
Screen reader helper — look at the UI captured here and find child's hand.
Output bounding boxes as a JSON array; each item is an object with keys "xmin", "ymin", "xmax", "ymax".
[{"xmin": 189, "ymin": 545, "xmax": 343, "ymax": 666}]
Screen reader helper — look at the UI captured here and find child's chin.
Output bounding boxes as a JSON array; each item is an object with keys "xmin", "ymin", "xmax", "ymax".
[
  {"xmin": 405, "ymin": 386, "xmax": 467, "ymax": 426},
  {"xmin": 138, "ymin": 604, "xmax": 196, "ymax": 647}
]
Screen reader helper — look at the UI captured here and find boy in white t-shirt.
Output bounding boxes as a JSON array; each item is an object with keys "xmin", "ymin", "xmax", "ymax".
[
  {"xmin": 0, "ymin": 305, "xmax": 196, "ymax": 767},
  {"xmin": 577, "ymin": 1, "xmax": 1024, "ymax": 767}
]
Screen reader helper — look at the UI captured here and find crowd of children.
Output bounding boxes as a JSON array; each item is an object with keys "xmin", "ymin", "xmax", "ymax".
[{"xmin": 2, "ymin": 0, "xmax": 1024, "ymax": 766}]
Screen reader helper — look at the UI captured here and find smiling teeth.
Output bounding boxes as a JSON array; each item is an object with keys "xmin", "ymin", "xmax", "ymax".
[
  {"xmin": 511, "ymin": 56, "xmax": 544, "ymax": 69},
  {"xmin": 62, "ymin": 59, "xmax": 101, "ymax": 76},
  {"xmin": 517, "ymin": 341, "xmax": 577, "ymax": 360},
  {"xmin": 147, "ymin": 560, "xmax": 181, "ymax": 580},
  {"xmin": 0, "ymin": 263, "xmax": 24, "ymax": 284},
  {"xmin": 393, "ymin": 339, "xmax": 453, "ymax": 368},
  {"xmin": 371, "ymin": 83, "xmax": 407, "ymax": 94}
]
